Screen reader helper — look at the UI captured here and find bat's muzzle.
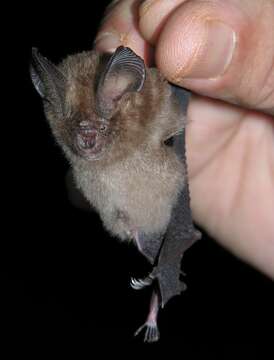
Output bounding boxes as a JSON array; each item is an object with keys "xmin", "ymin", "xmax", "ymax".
[{"xmin": 75, "ymin": 124, "xmax": 107, "ymax": 160}]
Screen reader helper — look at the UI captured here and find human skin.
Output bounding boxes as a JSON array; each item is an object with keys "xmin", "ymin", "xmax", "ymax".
[{"xmin": 94, "ymin": 0, "xmax": 274, "ymax": 279}]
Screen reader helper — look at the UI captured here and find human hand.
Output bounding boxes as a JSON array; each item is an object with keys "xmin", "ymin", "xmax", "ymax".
[{"xmin": 95, "ymin": 0, "xmax": 274, "ymax": 279}]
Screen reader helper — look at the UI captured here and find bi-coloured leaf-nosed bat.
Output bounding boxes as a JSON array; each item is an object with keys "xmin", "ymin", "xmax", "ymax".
[{"xmin": 30, "ymin": 46, "xmax": 201, "ymax": 343}]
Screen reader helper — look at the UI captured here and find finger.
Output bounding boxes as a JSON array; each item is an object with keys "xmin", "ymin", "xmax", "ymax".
[
  {"xmin": 186, "ymin": 95, "xmax": 274, "ymax": 279},
  {"xmin": 139, "ymin": 0, "xmax": 187, "ymax": 44},
  {"xmin": 95, "ymin": 0, "xmax": 153, "ymax": 64},
  {"xmin": 139, "ymin": 0, "xmax": 274, "ymax": 115}
]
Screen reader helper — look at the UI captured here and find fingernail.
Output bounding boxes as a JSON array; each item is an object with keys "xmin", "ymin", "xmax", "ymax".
[
  {"xmin": 183, "ymin": 21, "xmax": 236, "ymax": 80},
  {"xmin": 94, "ymin": 32, "xmax": 121, "ymax": 52}
]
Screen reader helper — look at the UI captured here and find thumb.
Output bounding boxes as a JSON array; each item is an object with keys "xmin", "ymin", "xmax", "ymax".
[{"xmin": 140, "ymin": 0, "xmax": 274, "ymax": 115}]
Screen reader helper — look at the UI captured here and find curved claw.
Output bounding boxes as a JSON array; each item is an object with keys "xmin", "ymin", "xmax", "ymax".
[
  {"xmin": 134, "ymin": 321, "xmax": 160, "ymax": 343},
  {"xmin": 130, "ymin": 275, "xmax": 154, "ymax": 290}
]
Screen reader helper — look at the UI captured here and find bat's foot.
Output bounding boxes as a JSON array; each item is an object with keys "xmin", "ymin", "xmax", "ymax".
[
  {"xmin": 135, "ymin": 290, "xmax": 160, "ymax": 343},
  {"xmin": 134, "ymin": 321, "xmax": 160, "ymax": 343},
  {"xmin": 130, "ymin": 275, "xmax": 154, "ymax": 290}
]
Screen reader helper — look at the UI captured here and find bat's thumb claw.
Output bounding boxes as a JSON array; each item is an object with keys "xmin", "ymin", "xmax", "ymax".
[{"xmin": 130, "ymin": 275, "xmax": 154, "ymax": 290}]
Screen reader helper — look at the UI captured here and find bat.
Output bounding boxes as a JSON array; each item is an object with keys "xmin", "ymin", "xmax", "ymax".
[{"xmin": 30, "ymin": 46, "xmax": 201, "ymax": 343}]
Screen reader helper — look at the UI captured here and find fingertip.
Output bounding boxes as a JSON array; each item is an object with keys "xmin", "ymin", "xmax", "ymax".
[
  {"xmin": 154, "ymin": 1, "xmax": 239, "ymax": 81},
  {"xmin": 95, "ymin": 0, "xmax": 153, "ymax": 64},
  {"xmin": 155, "ymin": 10, "xmax": 237, "ymax": 83},
  {"xmin": 95, "ymin": 31, "xmax": 122, "ymax": 53},
  {"xmin": 139, "ymin": 0, "xmax": 186, "ymax": 44},
  {"xmin": 154, "ymin": 0, "xmax": 274, "ymax": 113}
]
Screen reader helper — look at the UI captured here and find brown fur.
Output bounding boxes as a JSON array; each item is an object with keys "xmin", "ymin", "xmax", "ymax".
[{"xmin": 42, "ymin": 50, "xmax": 187, "ymax": 241}]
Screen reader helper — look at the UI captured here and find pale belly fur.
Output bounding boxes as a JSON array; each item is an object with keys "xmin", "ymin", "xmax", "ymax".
[{"xmin": 74, "ymin": 149, "xmax": 184, "ymax": 240}]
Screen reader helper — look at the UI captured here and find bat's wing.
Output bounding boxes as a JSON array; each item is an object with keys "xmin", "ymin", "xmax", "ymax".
[
  {"xmin": 152, "ymin": 177, "xmax": 201, "ymax": 307},
  {"xmin": 134, "ymin": 175, "xmax": 200, "ymax": 305},
  {"xmin": 132, "ymin": 86, "xmax": 201, "ymax": 342},
  {"xmin": 134, "ymin": 86, "xmax": 194, "ymax": 266},
  {"xmin": 155, "ymin": 86, "xmax": 201, "ymax": 307},
  {"xmin": 132, "ymin": 86, "xmax": 201, "ymax": 306}
]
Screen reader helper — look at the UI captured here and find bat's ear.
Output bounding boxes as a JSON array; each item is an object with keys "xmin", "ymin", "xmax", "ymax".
[
  {"xmin": 96, "ymin": 46, "xmax": 146, "ymax": 119},
  {"xmin": 30, "ymin": 48, "xmax": 66, "ymax": 115}
]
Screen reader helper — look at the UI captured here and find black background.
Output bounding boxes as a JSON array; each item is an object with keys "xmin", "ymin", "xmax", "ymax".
[{"xmin": 2, "ymin": 1, "xmax": 273, "ymax": 356}]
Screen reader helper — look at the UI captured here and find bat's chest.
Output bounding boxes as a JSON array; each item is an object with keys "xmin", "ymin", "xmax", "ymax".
[{"xmin": 76, "ymin": 150, "xmax": 184, "ymax": 239}]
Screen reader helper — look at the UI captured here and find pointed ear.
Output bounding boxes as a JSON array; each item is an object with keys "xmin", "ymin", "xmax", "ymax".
[
  {"xmin": 30, "ymin": 48, "xmax": 66, "ymax": 115},
  {"xmin": 96, "ymin": 46, "xmax": 146, "ymax": 119}
]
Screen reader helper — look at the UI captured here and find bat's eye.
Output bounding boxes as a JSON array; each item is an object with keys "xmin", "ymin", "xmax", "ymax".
[
  {"xmin": 164, "ymin": 136, "xmax": 174, "ymax": 147},
  {"xmin": 99, "ymin": 124, "xmax": 107, "ymax": 132}
]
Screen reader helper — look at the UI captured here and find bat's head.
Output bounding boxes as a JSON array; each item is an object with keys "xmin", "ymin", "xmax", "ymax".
[{"xmin": 30, "ymin": 46, "xmax": 146, "ymax": 162}]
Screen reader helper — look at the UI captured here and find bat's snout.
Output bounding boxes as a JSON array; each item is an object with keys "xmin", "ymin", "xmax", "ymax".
[{"xmin": 74, "ymin": 123, "xmax": 107, "ymax": 160}]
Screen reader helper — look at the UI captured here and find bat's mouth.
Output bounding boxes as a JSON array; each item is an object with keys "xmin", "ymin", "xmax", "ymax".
[
  {"xmin": 77, "ymin": 129, "xmax": 97, "ymax": 149},
  {"xmin": 75, "ymin": 127, "xmax": 105, "ymax": 160}
]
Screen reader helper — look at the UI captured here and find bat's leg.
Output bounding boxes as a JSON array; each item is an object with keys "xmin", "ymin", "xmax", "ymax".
[{"xmin": 134, "ymin": 290, "xmax": 160, "ymax": 343}]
